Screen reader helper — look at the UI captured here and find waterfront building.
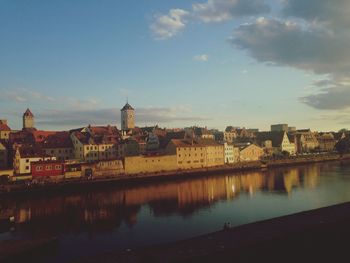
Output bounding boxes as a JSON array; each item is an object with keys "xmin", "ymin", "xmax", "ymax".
[
  {"xmin": 31, "ymin": 160, "xmax": 65, "ymax": 178},
  {"xmin": 13, "ymin": 146, "xmax": 56, "ymax": 175},
  {"xmin": 70, "ymin": 125, "xmax": 119, "ymax": 162},
  {"xmin": 0, "ymin": 120, "xmax": 11, "ymax": 140},
  {"xmin": 121, "ymin": 102, "xmax": 135, "ymax": 130},
  {"xmin": 23, "ymin": 108, "xmax": 35, "ymax": 130},
  {"xmin": 41, "ymin": 132, "xmax": 75, "ymax": 161},
  {"xmin": 167, "ymin": 138, "xmax": 224, "ymax": 169},
  {"xmin": 223, "ymin": 142, "xmax": 234, "ymax": 164},
  {"xmin": 239, "ymin": 144, "xmax": 264, "ymax": 162},
  {"xmin": 292, "ymin": 129, "xmax": 319, "ymax": 153},
  {"xmin": 317, "ymin": 133, "xmax": 336, "ymax": 152},
  {"xmin": 256, "ymin": 131, "xmax": 296, "ymax": 155}
]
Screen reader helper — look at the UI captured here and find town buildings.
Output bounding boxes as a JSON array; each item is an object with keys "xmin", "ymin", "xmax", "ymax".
[{"xmin": 0, "ymin": 106, "xmax": 346, "ymax": 180}]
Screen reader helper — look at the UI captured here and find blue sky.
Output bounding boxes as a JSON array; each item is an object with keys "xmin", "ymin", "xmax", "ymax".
[{"xmin": 1, "ymin": 0, "xmax": 349, "ymax": 131}]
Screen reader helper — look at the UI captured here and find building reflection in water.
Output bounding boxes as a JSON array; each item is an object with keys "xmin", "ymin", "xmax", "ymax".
[{"xmin": 0, "ymin": 164, "xmax": 322, "ymax": 236}]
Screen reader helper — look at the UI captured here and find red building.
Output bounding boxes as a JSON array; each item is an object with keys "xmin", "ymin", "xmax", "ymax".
[{"xmin": 31, "ymin": 160, "xmax": 65, "ymax": 177}]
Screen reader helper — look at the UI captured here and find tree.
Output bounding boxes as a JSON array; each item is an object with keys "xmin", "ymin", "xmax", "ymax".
[{"xmin": 335, "ymin": 138, "xmax": 350, "ymax": 156}]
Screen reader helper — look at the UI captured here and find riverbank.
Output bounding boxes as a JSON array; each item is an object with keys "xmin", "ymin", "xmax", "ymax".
[
  {"xmin": 1, "ymin": 153, "xmax": 349, "ymax": 196},
  {"xmin": 72, "ymin": 201, "xmax": 350, "ymax": 263}
]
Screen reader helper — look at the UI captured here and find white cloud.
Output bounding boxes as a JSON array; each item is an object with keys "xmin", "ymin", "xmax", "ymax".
[
  {"xmin": 193, "ymin": 54, "xmax": 209, "ymax": 61},
  {"xmin": 150, "ymin": 0, "xmax": 270, "ymax": 39},
  {"xmin": 150, "ymin": 9, "xmax": 189, "ymax": 40},
  {"xmin": 193, "ymin": 0, "xmax": 270, "ymax": 23}
]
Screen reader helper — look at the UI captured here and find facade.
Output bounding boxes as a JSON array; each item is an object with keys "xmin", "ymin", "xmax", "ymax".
[
  {"xmin": 121, "ymin": 103, "xmax": 135, "ymax": 130},
  {"xmin": 293, "ymin": 130, "xmax": 319, "ymax": 153},
  {"xmin": 271, "ymin": 124, "xmax": 288, "ymax": 132},
  {"xmin": 13, "ymin": 147, "xmax": 56, "ymax": 175},
  {"xmin": 31, "ymin": 160, "xmax": 65, "ymax": 178},
  {"xmin": 23, "ymin": 108, "xmax": 35, "ymax": 129},
  {"xmin": 166, "ymin": 138, "xmax": 224, "ymax": 170},
  {"xmin": 223, "ymin": 142, "xmax": 234, "ymax": 164},
  {"xmin": 239, "ymin": 144, "xmax": 264, "ymax": 162},
  {"xmin": 0, "ymin": 120, "xmax": 11, "ymax": 140},
  {"xmin": 70, "ymin": 126, "xmax": 119, "ymax": 162},
  {"xmin": 42, "ymin": 132, "xmax": 75, "ymax": 161},
  {"xmin": 317, "ymin": 133, "xmax": 336, "ymax": 152}
]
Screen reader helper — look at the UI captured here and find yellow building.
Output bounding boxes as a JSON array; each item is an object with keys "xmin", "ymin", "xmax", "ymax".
[
  {"xmin": 70, "ymin": 126, "xmax": 119, "ymax": 162},
  {"xmin": 166, "ymin": 138, "xmax": 224, "ymax": 170},
  {"xmin": 81, "ymin": 159, "xmax": 124, "ymax": 177},
  {"xmin": 239, "ymin": 144, "xmax": 264, "ymax": 162}
]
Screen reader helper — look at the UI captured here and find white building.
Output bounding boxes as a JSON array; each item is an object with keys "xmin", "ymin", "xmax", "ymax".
[{"xmin": 223, "ymin": 142, "xmax": 235, "ymax": 164}]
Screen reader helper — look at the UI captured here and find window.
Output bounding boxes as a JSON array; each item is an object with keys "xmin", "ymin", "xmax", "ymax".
[
  {"xmin": 26, "ymin": 159, "xmax": 29, "ymax": 163},
  {"xmin": 36, "ymin": 166, "xmax": 43, "ymax": 171},
  {"xmin": 25, "ymin": 166, "xmax": 30, "ymax": 170},
  {"xmin": 46, "ymin": 165, "xmax": 52, "ymax": 170},
  {"xmin": 55, "ymin": 165, "xmax": 61, "ymax": 170}
]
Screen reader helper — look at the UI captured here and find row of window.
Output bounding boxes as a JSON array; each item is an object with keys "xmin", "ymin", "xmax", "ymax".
[{"xmin": 35, "ymin": 165, "xmax": 62, "ymax": 171}]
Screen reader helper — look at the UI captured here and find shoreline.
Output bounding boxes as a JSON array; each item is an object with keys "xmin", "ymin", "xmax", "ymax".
[{"xmin": 1, "ymin": 153, "xmax": 349, "ymax": 196}]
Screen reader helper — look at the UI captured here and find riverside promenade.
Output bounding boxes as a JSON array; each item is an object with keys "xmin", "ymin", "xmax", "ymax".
[{"xmin": 75, "ymin": 201, "xmax": 350, "ymax": 263}]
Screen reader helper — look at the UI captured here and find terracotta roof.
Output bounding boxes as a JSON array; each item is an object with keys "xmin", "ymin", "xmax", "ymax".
[
  {"xmin": 170, "ymin": 138, "xmax": 221, "ymax": 148},
  {"xmin": 32, "ymin": 130, "xmax": 57, "ymax": 143},
  {"xmin": 18, "ymin": 146, "xmax": 50, "ymax": 158},
  {"xmin": 0, "ymin": 124, "xmax": 11, "ymax": 131},
  {"xmin": 41, "ymin": 131, "xmax": 73, "ymax": 148},
  {"xmin": 23, "ymin": 108, "xmax": 34, "ymax": 117},
  {"xmin": 121, "ymin": 103, "xmax": 134, "ymax": 111}
]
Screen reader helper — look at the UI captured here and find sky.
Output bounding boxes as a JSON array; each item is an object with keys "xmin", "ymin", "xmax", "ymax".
[{"xmin": 0, "ymin": 0, "xmax": 349, "ymax": 132}]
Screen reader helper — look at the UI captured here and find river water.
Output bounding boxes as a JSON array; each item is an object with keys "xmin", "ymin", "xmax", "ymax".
[{"xmin": 2, "ymin": 161, "xmax": 350, "ymax": 262}]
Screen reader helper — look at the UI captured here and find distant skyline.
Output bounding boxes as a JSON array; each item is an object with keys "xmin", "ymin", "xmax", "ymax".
[{"xmin": 1, "ymin": 0, "xmax": 349, "ymax": 131}]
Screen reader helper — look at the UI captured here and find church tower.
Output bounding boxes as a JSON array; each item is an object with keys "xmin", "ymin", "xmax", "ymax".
[
  {"xmin": 23, "ymin": 108, "xmax": 34, "ymax": 129},
  {"xmin": 120, "ymin": 102, "xmax": 135, "ymax": 130}
]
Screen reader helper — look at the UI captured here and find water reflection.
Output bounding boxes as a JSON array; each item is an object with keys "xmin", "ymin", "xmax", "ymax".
[{"xmin": 0, "ymin": 163, "xmax": 328, "ymax": 238}]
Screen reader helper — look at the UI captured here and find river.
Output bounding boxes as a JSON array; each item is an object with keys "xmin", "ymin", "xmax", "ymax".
[{"xmin": 1, "ymin": 161, "xmax": 350, "ymax": 262}]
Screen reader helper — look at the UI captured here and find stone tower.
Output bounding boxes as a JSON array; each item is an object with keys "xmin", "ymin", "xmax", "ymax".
[
  {"xmin": 121, "ymin": 102, "xmax": 135, "ymax": 130},
  {"xmin": 23, "ymin": 108, "xmax": 34, "ymax": 129}
]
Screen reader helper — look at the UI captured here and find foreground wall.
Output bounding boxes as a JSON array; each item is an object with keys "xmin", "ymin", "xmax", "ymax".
[{"xmin": 124, "ymin": 155, "xmax": 177, "ymax": 175}]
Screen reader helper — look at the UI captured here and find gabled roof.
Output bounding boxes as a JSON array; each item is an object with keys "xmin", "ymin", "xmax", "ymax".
[
  {"xmin": 23, "ymin": 108, "xmax": 34, "ymax": 117},
  {"xmin": 255, "ymin": 131, "xmax": 287, "ymax": 147},
  {"xmin": 121, "ymin": 103, "xmax": 134, "ymax": 111},
  {"xmin": 0, "ymin": 124, "xmax": 11, "ymax": 131}
]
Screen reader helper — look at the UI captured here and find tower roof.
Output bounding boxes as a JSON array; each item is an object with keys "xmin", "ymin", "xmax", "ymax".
[
  {"xmin": 24, "ymin": 108, "xmax": 34, "ymax": 117},
  {"xmin": 121, "ymin": 103, "xmax": 134, "ymax": 111}
]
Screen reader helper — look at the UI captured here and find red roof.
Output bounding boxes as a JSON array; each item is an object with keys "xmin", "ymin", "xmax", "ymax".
[
  {"xmin": 32, "ymin": 130, "xmax": 57, "ymax": 143},
  {"xmin": 0, "ymin": 124, "xmax": 10, "ymax": 131},
  {"xmin": 24, "ymin": 108, "xmax": 34, "ymax": 117},
  {"xmin": 41, "ymin": 131, "xmax": 73, "ymax": 148}
]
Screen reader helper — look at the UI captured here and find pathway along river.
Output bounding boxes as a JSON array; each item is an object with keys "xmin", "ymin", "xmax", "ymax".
[{"xmin": 2, "ymin": 161, "xmax": 350, "ymax": 262}]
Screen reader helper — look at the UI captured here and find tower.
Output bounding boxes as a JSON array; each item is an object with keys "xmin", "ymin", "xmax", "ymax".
[
  {"xmin": 120, "ymin": 102, "xmax": 135, "ymax": 130},
  {"xmin": 23, "ymin": 108, "xmax": 34, "ymax": 129}
]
